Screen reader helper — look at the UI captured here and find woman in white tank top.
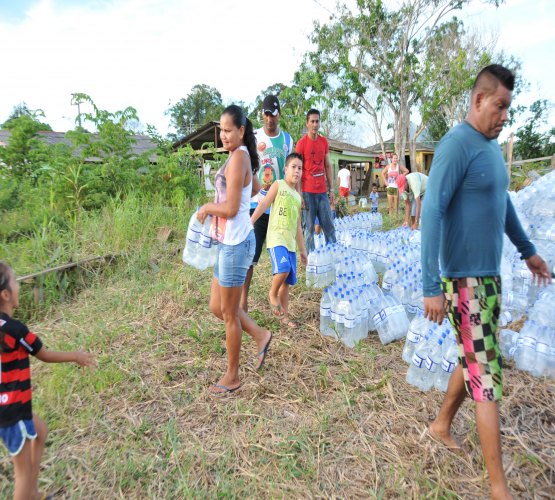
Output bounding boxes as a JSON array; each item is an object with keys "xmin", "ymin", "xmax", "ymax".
[
  {"xmin": 381, "ymin": 153, "xmax": 409, "ymax": 221},
  {"xmin": 197, "ymin": 105, "xmax": 273, "ymax": 396}
]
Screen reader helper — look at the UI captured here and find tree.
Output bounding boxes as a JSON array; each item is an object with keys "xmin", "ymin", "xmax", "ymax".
[
  {"xmin": 308, "ymin": 0, "xmax": 502, "ymax": 169},
  {"xmin": 514, "ymin": 99, "xmax": 555, "ymax": 160},
  {"xmin": 2, "ymin": 102, "xmax": 52, "ymax": 131},
  {"xmin": 167, "ymin": 84, "xmax": 224, "ymax": 139}
]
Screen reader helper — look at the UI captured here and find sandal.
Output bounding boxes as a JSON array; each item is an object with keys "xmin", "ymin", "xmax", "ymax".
[{"xmin": 270, "ymin": 302, "xmax": 285, "ymax": 318}]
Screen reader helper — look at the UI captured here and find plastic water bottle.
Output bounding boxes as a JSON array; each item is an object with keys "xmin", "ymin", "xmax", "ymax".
[
  {"xmin": 499, "ymin": 328, "xmax": 518, "ymax": 360},
  {"xmin": 406, "ymin": 327, "xmax": 436, "ymax": 391},
  {"xmin": 514, "ymin": 321, "xmax": 538, "ymax": 372},
  {"xmin": 402, "ymin": 313, "xmax": 428, "ymax": 364},
  {"xmin": 435, "ymin": 338, "xmax": 458, "ymax": 392},
  {"xmin": 306, "ymin": 251, "xmax": 318, "ymax": 287},
  {"xmin": 320, "ymin": 288, "xmax": 334, "ymax": 337},
  {"xmin": 530, "ymin": 325, "xmax": 553, "ymax": 377},
  {"xmin": 422, "ymin": 338, "xmax": 444, "ymax": 391},
  {"xmin": 183, "ymin": 211, "xmax": 204, "ymax": 269}
]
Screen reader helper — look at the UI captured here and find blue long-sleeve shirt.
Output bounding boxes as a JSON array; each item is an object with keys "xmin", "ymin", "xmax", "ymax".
[{"xmin": 421, "ymin": 122, "xmax": 536, "ymax": 297}]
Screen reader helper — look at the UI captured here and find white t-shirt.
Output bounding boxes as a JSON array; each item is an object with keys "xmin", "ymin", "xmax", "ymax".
[{"xmin": 338, "ymin": 168, "xmax": 351, "ymax": 188}]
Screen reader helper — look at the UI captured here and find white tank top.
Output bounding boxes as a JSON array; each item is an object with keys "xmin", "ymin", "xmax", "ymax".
[{"xmin": 211, "ymin": 145, "xmax": 253, "ymax": 245}]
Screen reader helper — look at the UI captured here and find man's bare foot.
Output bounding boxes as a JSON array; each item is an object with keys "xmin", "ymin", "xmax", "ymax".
[{"xmin": 428, "ymin": 422, "xmax": 463, "ymax": 451}]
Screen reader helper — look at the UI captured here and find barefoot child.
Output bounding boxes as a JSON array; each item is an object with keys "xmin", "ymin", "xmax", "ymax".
[
  {"xmin": 251, "ymin": 153, "xmax": 307, "ymax": 328},
  {"xmin": 0, "ymin": 261, "xmax": 96, "ymax": 500}
]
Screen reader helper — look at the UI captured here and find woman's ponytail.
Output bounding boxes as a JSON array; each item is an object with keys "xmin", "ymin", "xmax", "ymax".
[{"xmin": 243, "ymin": 118, "xmax": 259, "ymax": 175}]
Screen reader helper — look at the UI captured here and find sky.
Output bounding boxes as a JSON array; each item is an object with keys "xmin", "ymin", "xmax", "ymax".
[{"xmin": 1, "ymin": 0, "xmax": 554, "ymax": 146}]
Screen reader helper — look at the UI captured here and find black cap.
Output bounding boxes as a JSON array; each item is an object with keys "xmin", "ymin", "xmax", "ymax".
[{"xmin": 262, "ymin": 95, "xmax": 280, "ymax": 116}]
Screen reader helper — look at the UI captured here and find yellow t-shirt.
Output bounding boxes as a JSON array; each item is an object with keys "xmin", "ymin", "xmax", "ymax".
[{"xmin": 267, "ymin": 180, "xmax": 301, "ymax": 252}]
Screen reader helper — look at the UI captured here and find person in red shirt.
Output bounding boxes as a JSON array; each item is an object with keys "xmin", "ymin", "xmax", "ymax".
[
  {"xmin": 295, "ymin": 109, "xmax": 336, "ymax": 253},
  {"xmin": 0, "ymin": 262, "xmax": 96, "ymax": 500}
]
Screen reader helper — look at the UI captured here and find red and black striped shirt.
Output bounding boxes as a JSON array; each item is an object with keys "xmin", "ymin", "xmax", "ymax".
[{"xmin": 0, "ymin": 312, "xmax": 43, "ymax": 427}]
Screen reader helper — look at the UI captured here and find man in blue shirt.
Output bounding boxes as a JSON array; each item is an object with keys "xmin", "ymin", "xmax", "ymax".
[{"xmin": 421, "ymin": 65, "xmax": 551, "ymax": 500}]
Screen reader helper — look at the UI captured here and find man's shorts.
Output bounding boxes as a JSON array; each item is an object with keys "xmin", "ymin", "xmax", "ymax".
[
  {"xmin": 441, "ymin": 276, "xmax": 503, "ymax": 402},
  {"xmin": 0, "ymin": 419, "xmax": 37, "ymax": 456},
  {"xmin": 339, "ymin": 187, "xmax": 350, "ymax": 197},
  {"xmin": 371, "ymin": 206, "xmax": 378, "ymax": 214},
  {"xmin": 386, "ymin": 186, "xmax": 398, "ymax": 196},
  {"xmin": 214, "ymin": 230, "xmax": 255, "ymax": 287},
  {"xmin": 250, "ymin": 209, "xmax": 269, "ymax": 266},
  {"xmin": 268, "ymin": 246, "xmax": 297, "ymax": 285}
]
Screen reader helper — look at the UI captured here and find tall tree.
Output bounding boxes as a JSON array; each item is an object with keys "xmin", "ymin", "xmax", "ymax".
[
  {"xmin": 167, "ymin": 84, "xmax": 224, "ymax": 139},
  {"xmin": 308, "ymin": 0, "xmax": 502, "ymax": 170},
  {"xmin": 2, "ymin": 102, "xmax": 52, "ymax": 131},
  {"xmin": 514, "ymin": 99, "xmax": 555, "ymax": 160}
]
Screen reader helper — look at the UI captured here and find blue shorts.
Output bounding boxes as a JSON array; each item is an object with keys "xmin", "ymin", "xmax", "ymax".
[
  {"xmin": 214, "ymin": 230, "xmax": 255, "ymax": 287},
  {"xmin": 268, "ymin": 246, "xmax": 297, "ymax": 285},
  {"xmin": 0, "ymin": 419, "xmax": 37, "ymax": 456}
]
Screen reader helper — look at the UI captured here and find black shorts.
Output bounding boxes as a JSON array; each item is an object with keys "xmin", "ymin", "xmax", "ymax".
[{"xmin": 250, "ymin": 209, "xmax": 269, "ymax": 265}]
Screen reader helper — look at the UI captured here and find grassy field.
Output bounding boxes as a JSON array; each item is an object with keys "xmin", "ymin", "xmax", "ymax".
[{"xmin": 1, "ymin": 198, "xmax": 554, "ymax": 499}]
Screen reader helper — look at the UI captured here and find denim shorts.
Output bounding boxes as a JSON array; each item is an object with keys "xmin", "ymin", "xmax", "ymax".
[
  {"xmin": 214, "ymin": 230, "xmax": 255, "ymax": 287},
  {"xmin": 0, "ymin": 419, "xmax": 37, "ymax": 456}
]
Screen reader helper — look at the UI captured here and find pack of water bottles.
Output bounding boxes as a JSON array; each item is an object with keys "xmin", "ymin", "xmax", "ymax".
[
  {"xmin": 182, "ymin": 211, "xmax": 218, "ymax": 270},
  {"xmin": 404, "ymin": 314, "xmax": 459, "ymax": 392},
  {"xmin": 499, "ymin": 283, "xmax": 555, "ymax": 379}
]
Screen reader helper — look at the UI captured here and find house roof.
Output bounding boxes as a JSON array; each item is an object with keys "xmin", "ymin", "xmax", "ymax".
[
  {"xmin": 368, "ymin": 138, "xmax": 435, "ymax": 153},
  {"xmin": 0, "ymin": 129, "xmax": 158, "ymax": 163},
  {"xmin": 171, "ymin": 121, "xmax": 374, "ymax": 159},
  {"xmin": 172, "ymin": 121, "xmax": 223, "ymax": 152}
]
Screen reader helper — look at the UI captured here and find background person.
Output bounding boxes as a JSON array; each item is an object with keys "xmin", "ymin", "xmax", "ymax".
[
  {"xmin": 0, "ymin": 261, "xmax": 96, "ymax": 500},
  {"xmin": 197, "ymin": 105, "xmax": 273, "ymax": 395},
  {"xmin": 337, "ymin": 165, "xmax": 351, "ymax": 198},
  {"xmin": 369, "ymin": 183, "xmax": 379, "ymax": 214},
  {"xmin": 401, "ymin": 171, "xmax": 427, "ymax": 229},
  {"xmin": 251, "ymin": 153, "xmax": 307, "ymax": 328},
  {"xmin": 381, "ymin": 154, "xmax": 408, "ymax": 220},
  {"xmin": 421, "ymin": 64, "xmax": 552, "ymax": 500},
  {"xmin": 241, "ymin": 95, "xmax": 294, "ymax": 312},
  {"xmin": 296, "ymin": 109, "xmax": 336, "ymax": 254}
]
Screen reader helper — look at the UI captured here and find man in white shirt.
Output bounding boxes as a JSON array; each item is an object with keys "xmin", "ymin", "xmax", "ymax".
[
  {"xmin": 337, "ymin": 165, "xmax": 351, "ymax": 198},
  {"xmin": 241, "ymin": 95, "xmax": 294, "ymax": 312}
]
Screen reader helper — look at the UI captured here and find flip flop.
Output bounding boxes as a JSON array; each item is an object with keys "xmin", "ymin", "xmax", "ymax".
[
  {"xmin": 209, "ymin": 383, "xmax": 241, "ymax": 396},
  {"xmin": 256, "ymin": 332, "xmax": 273, "ymax": 371},
  {"xmin": 280, "ymin": 317, "xmax": 298, "ymax": 329},
  {"xmin": 270, "ymin": 302, "xmax": 285, "ymax": 318}
]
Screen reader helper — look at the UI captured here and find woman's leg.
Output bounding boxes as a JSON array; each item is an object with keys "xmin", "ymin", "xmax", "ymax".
[{"xmin": 269, "ymin": 272, "xmax": 288, "ymax": 314}]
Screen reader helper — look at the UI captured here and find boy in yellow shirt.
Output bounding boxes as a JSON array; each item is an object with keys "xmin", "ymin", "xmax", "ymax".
[{"xmin": 251, "ymin": 153, "xmax": 307, "ymax": 328}]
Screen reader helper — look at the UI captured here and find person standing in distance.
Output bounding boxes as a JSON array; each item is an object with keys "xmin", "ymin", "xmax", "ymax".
[
  {"xmin": 296, "ymin": 109, "xmax": 336, "ymax": 254},
  {"xmin": 337, "ymin": 164, "xmax": 351, "ymax": 198},
  {"xmin": 421, "ymin": 64, "xmax": 552, "ymax": 500},
  {"xmin": 241, "ymin": 95, "xmax": 294, "ymax": 312},
  {"xmin": 401, "ymin": 171, "xmax": 427, "ymax": 230}
]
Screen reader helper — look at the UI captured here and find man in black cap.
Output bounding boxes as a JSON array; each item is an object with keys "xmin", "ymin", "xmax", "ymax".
[{"xmin": 241, "ymin": 95, "xmax": 295, "ymax": 312}]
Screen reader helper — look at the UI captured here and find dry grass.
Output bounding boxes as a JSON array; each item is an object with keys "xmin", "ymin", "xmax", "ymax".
[{"xmin": 1, "ymin": 205, "xmax": 554, "ymax": 498}]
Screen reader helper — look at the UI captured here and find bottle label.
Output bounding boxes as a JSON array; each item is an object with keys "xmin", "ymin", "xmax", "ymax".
[
  {"xmin": 536, "ymin": 342, "xmax": 549, "ymax": 354},
  {"xmin": 411, "ymin": 352, "xmax": 425, "ymax": 368},
  {"xmin": 199, "ymin": 233, "xmax": 212, "ymax": 248},
  {"xmin": 382, "ymin": 280, "xmax": 392, "ymax": 290},
  {"xmin": 517, "ymin": 336, "xmax": 536, "ymax": 349},
  {"xmin": 186, "ymin": 227, "xmax": 201, "ymax": 243},
  {"xmin": 500, "ymin": 311, "xmax": 512, "ymax": 324},
  {"xmin": 320, "ymin": 305, "xmax": 331, "ymax": 317},
  {"xmin": 406, "ymin": 329, "xmax": 420, "ymax": 343},
  {"xmin": 425, "ymin": 356, "xmax": 439, "ymax": 373},
  {"xmin": 406, "ymin": 304, "xmax": 417, "ymax": 314},
  {"xmin": 441, "ymin": 358, "xmax": 456, "ymax": 373},
  {"xmin": 344, "ymin": 317, "xmax": 356, "ymax": 328},
  {"xmin": 306, "ymin": 265, "xmax": 317, "ymax": 274},
  {"xmin": 372, "ymin": 310, "xmax": 387, "ymax": 326}
]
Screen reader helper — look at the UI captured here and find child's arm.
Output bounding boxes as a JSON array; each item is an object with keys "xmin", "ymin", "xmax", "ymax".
[
  {"xmin": 251, "ymin": 180, "xmax": 279, "ymax": 224},
  {"xmin": 36, "ymin": 348, "xmax": 97, "ymax": 368},
  {"xmin": 296, "ymin": 213, "xmax": 308, "ymax": 265}
]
